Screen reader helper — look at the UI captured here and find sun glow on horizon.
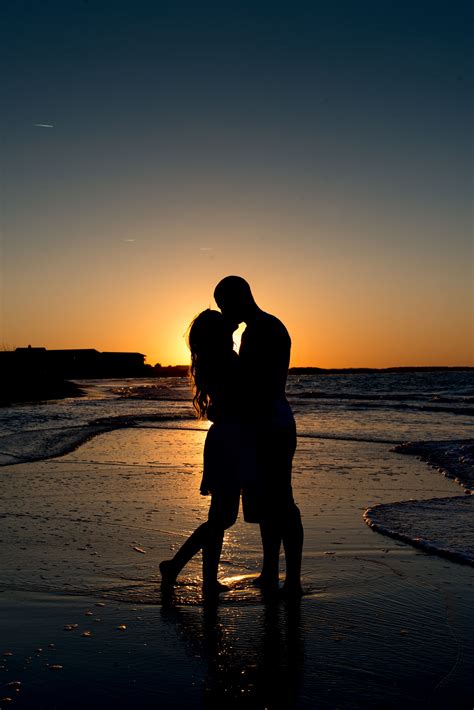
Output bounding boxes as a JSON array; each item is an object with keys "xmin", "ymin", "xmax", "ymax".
[{"xmin": 4, "ymin": 251, "xmax": 473, "ymax": 369}]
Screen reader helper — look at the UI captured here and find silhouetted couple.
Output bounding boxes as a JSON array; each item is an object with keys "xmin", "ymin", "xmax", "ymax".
[{"xmin": 160, "ymin": 276, "xmax": 304, "ymax": 599}]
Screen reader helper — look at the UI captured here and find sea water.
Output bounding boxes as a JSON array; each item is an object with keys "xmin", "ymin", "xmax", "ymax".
[{"xmin": 0, "ymin": 371, "xmax": 473, "ymax": 562}]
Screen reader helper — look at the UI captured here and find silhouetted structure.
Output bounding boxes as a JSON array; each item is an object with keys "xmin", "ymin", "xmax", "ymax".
[
  {"xmin": 0, "ymin": 347, "xmax": 152, "ymax": 405},
  {"xmin": 2, "ymin": 347, "xmax": 149, "ymax": 379},
  {"xmin": 0, "ymin": 348, "xmax": 82, "ymax": 405},
  {"xmin": 0, "ymin": 347, "xmax": 192, "ymax": 405}
]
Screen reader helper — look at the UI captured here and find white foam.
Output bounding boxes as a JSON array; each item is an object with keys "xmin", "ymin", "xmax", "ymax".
[{"xmin": 365, "ymin": 495, "xmax": 474, "ymax": 565}]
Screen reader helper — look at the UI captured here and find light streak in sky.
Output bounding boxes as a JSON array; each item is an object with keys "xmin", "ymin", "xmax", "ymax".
[{"xmin": 33, "ymin": 123, "xmax": 54, "ymax": 128}]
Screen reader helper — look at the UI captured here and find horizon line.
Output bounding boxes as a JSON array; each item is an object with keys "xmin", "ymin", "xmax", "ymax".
[
  {"xmin": 156, "ymin": 364, "xmax": 474, "ymax": 371},
  {"xmin": 2, "ymin": 348, "xmax": 472, "ymax": 371}
]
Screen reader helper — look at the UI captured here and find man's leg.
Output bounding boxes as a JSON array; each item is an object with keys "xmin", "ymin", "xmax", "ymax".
[
  {"xmin": 259, "ymin": 498, "xmax": 303, "ymax": 593},
  {"xmin": 282, "ymin": 502, "xmax": 304, "ymax": 595},
  {"xmin": 259, "ymin": 423, "xmax": 303, "ymax": 594},
  {"xmin": 258, "ymin": 519, "xmax": 282, "ymax": 590}
]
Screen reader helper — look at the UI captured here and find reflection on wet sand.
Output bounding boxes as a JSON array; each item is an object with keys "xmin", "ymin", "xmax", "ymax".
[{"xmin": 161, "ymin": 596, "xmax": 304, "ymax": 708}]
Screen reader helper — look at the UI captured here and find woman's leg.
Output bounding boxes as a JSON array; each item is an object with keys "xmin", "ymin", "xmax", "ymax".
[
  {"xmin": 160, "ymin": 521, "xmax": 219, "ymax": 585},
  {"xmin": 202, "ymin": 484, "xmax": 240, "ymax": 591},
  {"xmin": 160, "ymin": 483, "xmax": 240, "ymax": 589},
  {"xmin": 201, "ymin": 526, "xmax": 225, "ymax": 591}
]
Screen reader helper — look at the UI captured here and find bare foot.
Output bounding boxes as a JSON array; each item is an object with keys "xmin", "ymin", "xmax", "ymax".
[
  {"xmin": 280, "ymin": 581, "xmax": 304, "ymax": 599},
  {"xmin": 159, "ymin": 560, "xmax": 178, "ymax": 587},
  {"xmin": 252, "ymin": 575, "xmax": 280, "ymax": 594},
  {"xmin": 202, "ymin": 581, "xmax": 231, "ymax": 598}
]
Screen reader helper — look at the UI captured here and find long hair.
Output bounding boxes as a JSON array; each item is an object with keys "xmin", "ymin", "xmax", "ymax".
[{"xmin": 188, "ymin": 309, "xmax": 233, "ymax": 419}]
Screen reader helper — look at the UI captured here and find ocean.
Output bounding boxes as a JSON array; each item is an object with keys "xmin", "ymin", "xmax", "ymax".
[{"xmin": 1, "ymin": 370, "xmax": 473, "ymax": 565}]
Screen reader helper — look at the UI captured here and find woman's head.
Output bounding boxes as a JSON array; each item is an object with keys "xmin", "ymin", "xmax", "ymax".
[
  {"xmin": 188, "ymin": 309, "xmax": 233, "ymax": 360},
  {"xmin": 188, "ymin": 309, "xmax": 234, "ymax": 418}
]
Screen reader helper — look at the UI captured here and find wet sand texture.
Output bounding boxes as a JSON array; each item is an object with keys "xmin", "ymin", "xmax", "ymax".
[{"xmin": 1, "ymin": 428, "xmax": 474, "ymax": 708}]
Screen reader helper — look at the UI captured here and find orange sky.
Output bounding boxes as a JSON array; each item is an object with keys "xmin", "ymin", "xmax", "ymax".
[
  {"xmin": 3, "ymin": 208, "xmax": 473, "ymax": 367},
  {"xmin": 2, "ymin": 199, "xmax": 474, "ymax": 367}
]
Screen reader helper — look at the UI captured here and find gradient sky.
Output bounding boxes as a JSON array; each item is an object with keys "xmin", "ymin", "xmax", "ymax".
[{"xmin": 1, "ymin": 1, "xmax": 472, "ymax": 367}]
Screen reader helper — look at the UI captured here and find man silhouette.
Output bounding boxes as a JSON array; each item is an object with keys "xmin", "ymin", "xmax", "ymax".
[{"xmin": 214, "ymin": 275, "xmax": 303, "ymax": 595}]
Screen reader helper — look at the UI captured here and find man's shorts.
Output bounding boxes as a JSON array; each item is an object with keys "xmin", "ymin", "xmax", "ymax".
[{"xmin": 242, "ymin": 421, "xmax": 297, "ymax": 523}]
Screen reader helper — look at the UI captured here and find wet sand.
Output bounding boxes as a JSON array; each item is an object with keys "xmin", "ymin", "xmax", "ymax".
[{"xmin": 1, "ymin": 428, "xmax": 474, "ymax": 708}]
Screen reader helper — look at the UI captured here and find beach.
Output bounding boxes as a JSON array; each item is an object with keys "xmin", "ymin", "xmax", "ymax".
[
  {"xmin": 1, "ymin": 426, "xmax": 474, "ymax": 709},
  {"xmin": 3, "ymin": 0, "xmax": 472, "ymax": 706}
]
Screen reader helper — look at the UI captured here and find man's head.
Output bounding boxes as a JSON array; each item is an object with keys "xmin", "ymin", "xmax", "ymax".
[{"xmin": 214, "ymin": 275, "xmax": 257, "ymax": 325}]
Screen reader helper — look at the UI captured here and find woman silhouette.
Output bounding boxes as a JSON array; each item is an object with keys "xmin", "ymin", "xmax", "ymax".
[{"xmin": 160, "ymin": 309, "xmax": 244, "ymax": 597}]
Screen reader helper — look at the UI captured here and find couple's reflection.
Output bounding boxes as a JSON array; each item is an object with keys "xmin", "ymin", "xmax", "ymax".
[{"xmin": 161, "ymin": 597, "xmax": 304, "ymax": 708}]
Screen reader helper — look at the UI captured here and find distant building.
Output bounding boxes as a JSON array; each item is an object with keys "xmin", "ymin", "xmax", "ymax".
[{"xmin": 0, "ymin": 348, "xmax": 148, "ymax": 379}]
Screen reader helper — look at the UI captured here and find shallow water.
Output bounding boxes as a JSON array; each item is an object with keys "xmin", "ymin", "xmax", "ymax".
[
  {"xmin": 1, "ymin": 372, "xmax": 473, "ymax": 461},
  {"xmin": 1, "ymin": 371, "xmax": 473, "ymax": 576},
  {"xmin": 0, "ymin": 429, "xmax": 465, "ymax": 602}
]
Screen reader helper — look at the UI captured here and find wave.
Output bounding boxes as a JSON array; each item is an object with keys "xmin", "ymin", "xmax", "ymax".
[
  {"xmin": 3, "ymin": 403, "xmax": 473, "ymax": 468},
  {"xmin": 350, "ymin": 402, "xmax": 474, "ymax": 416},
  {"xmin": 394, "ymin": 439, "xmax": 474, "ymax": 491},
  {"xmin": 0, "ymin": 413, "xmax": 195, "ymax": 466},
  {"xmin": 364, "ymin": 496, "xmax": 474, "ymax": 566},
  {"xmin": 0, "ymin": 421, "xmax": 406, "ymax": 466},
  {"xmin": 298, "ymin": 391, "xmax": 474, "ymax": 403},
  {"xmin": 0, "ymin": 424, "xmax": 110, "ymax": 465},
  {"xmin": 111, "ymin": 384, "xmax": 190, "ymax": 401},
  {"xmin": 294, "ymin": 395, "xmax": 474, "ymax": 416},
  {"xmin": 298, "ymin": 432, "xmax": 401, "ymax": 445},
  {"xmin": 364, "ymin": 438, "xmax": 474, "ymax": 567}
]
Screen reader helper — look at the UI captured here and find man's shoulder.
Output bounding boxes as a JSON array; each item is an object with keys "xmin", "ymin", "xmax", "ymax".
[{"xmin": 255, "ymin": 311, "xmax": 290, "ymax": 342}]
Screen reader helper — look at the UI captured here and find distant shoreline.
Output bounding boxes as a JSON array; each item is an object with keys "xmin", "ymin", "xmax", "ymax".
[
  {"xmin": 288, "ymin": 365, "xmax": 474, "ymax": 374},
  {"xmin": 152, "ymin": 365, "xmax": 474, "ymax": 375}
]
